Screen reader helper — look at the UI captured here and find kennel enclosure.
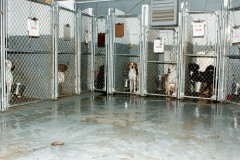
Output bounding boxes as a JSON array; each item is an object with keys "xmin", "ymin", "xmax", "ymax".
[{"xmin": 2, "ymin": 0, "xmax": 240, "ymax": 111}]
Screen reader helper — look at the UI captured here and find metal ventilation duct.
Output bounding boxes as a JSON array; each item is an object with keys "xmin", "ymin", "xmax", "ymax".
[{"xmin": 150, "ymin": 0, "xmax": 178, "ymax": 27}]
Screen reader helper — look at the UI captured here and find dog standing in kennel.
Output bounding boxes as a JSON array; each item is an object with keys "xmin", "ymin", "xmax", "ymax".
[{"xmin": 127, "ymin": 62, "xmax": 139, "ymax": 94}]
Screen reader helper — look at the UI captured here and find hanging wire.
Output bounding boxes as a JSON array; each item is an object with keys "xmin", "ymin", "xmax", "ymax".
[{"xmin": 126, "ymin": 0, "xmax": 145, "ymax": 15}]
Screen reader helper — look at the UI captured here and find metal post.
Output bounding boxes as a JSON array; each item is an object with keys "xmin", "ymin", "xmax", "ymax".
[
  {"xmin": 213, "ymin": 11, "xmax": 221, "ymax": 101},
  {"xmin": 92, "ymin": 15, "xmax": 97, "ymax": 91},
  {"xmin": 89, "ymin": 9, "xmax": 94, "ymax": 91},
  {"xmin": 75, "ymin": 9, "xmax": 81, "ymax": 95},
  {"xmin": 1, "ymin": 0, "xmax": 7, "ymax": 110},
  {"xmin": 52, "ymin": 2, "xmax": 59, "ymax": 99},
  {"xmin": 141, "ymin": 5, "xmax": 148, "ymax": 96},
  {"xmin": 178, "ymin": 2, "xmax": 187, "ymax": 99},
  {"xmin": 107, "ymin": 8, "xmax": 114, "ymax": 94},
  {"xmin": 222, "ymin": 4, "xmax": 231, "ymax": 102}
]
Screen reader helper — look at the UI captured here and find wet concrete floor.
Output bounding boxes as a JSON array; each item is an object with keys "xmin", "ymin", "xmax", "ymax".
[{"xmin": 0, "ymin": 93, "xmax": 240, "ymax": 160}]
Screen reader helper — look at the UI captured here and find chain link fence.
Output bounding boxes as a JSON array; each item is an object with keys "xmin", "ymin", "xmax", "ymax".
[
  {"xmin": 146, "ymin": 28, "xmax": 178, "ymax": 96},
  {"xmin": 182, "ymin": 11, "xmax": 219, "ymax": 100},
  {"xmin": 80, "ymin": 13, "xmax": 93, "ymax": 92},
  {"xmin": 225, "ymin": 8, "xmax": 240, "ymax": 104},
  {"xmin": 6, "ymin": 0, "xmax": 52, "ymax": 106},
  {"xmin": 94, "ymin": 16, "xmax": 107, "ymax": 91},
  {"xmin": 58, "ymin": 7, "xmax": 76, "ymax": 97},
  {"xmin": 113, "ymin": 15, "xmax": 141, "ymax": 94}
]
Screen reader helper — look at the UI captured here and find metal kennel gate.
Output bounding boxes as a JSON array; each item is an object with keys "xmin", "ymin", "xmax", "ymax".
[
  {"xmin": 145, "ymin": 28, "xmax": 179, "ymax": 97},
  {"xmin": 180, "ymin": 11, "xmax": 221, "ymax": 100},
  {"xmin": 5, "ymin": 0, "xmax": 53, "ymax": 108},
  {"xmin": 109, "ymin": 9, "xmax": 142, "ymax": 95},
  {"xmin": 224, "ymin": 6, "xmax": 240, "ymax": 104},
  {"xmin": 93, "ymin": 16, "xmax": 108, "ymax": 92},
  {"xmin": 80, "ymin": 11, "xmax": 94, "ymax": 92},
  {"xmin": 56, "ymin": 5, "xmax": 77, "ymax": 97}
]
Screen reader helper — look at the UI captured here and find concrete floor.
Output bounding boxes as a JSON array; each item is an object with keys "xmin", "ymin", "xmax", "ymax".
[{"xmin": 0, "ymin": 93, "xmax": 240, "ymax": 160}]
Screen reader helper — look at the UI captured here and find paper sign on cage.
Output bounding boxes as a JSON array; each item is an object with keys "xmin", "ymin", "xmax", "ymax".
[
  {"xmin": 154, "ymin": 38, "xmax": 164, "ymax": 53},
  {"xmin": 27, "ymin": 17, "xmax": 40, "ymax": 38},
  {"xmin": 192, "ymin": 21, "xmax": 205, "ymax": 37},
  {"xmin": 232, "ymin": 27, "xmax": 240, "ymax": 44},
  {"xmin": 64, "ymin": 24, "xmax": 71, "ymax": 41}
]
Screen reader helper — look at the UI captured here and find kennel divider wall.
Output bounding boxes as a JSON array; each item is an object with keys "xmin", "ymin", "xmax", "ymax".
[
  {"xmin": 180, "ymin": 11, "xmax": 221, "ymax": 100},
  {"xmin": 223, "ymin": 6, "xmax": 240, "ymax": 105}
]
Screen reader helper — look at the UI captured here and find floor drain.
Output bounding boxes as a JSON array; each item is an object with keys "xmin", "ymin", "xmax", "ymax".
[{"xmin": 51, "ymin": 141, "xmax": 65, "ymax": 146}]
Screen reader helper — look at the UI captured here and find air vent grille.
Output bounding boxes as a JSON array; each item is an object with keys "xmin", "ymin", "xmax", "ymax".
[{"xmin": 150, "ymin": 0, "xmax": 178, "ymax": 26}]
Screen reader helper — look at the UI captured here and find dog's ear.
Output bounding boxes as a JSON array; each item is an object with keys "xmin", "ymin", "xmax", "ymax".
[
  {"xmin": 127, "ymin": 62, "xmax": 131, "ymax": 69},
  {"xmin": 133, "ymin": 62, "xmax": 138, "ymax": 69},
  {"xmin": 64, "ymin": 65, "xmax": 68, "ymax": 71}
]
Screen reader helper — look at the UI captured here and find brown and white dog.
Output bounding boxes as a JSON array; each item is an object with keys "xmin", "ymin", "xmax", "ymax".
[
  {"xmin": 58, "ymin": 64, "xmax": 68, "ymax": 95},
  {"xmin": 127, "ymin": 62, "xmax": 139, "ymax": 94},
  {"xmin": 6, "ymin": 60, "xmax": 14, "ymax": 103}
]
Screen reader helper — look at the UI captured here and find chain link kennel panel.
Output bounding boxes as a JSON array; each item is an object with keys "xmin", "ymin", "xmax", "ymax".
[
  {"xmin": 182, "ymin": 12, "xmax": 219, "ymax": 100},
  {"xmin": 225, "ymin": 8, "xmax": 240, "ymax": 104},
  {"xmin": 94, "ymin": 16, "xmax": 107, "ymax": 91},
  {"xmin": 6, "ymin": 0, "xmax": 52, "ymax": 106},
  {"xmin": 81, "ymin": 14, "xmax": 93, "ymax": 92},
  {"xmin": 112, "ymin": 15, "xmax": 141, "ymax": 94},
  {"xmin": 146, "ymin": 28, "xmax": 178, "ymax": 96},
  {"xmin": 58, "ymin": 7, "xmax": 76, "ymax": 97}
]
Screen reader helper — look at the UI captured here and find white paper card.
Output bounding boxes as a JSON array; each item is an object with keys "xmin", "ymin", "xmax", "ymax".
[
  {"xmin": 27, "ymin": 18, "xmax": 40, "ymax": 37},
  {"xmin": 232, "ymin": 28, "xmax": 240, "ymax": 44},
  {"xmin": 154, "ymin": 39, "xmax": 164, "ymax": 53},
  {"xmin": 64, "ymin": 24, "xmax": 71, "ymax": 41},
  {"xmin": 192, "ymin": 22, "xmax": 205, "ymax": 37}
]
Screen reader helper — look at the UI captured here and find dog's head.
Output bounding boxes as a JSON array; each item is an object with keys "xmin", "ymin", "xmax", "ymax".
[
  {"xmin": 188, "ymin": 63, "xmax": 199, "ymax": 72},
  {"xmin": 205, "ymin": 65, "xmax": 215, "ymax": 73},
  {"xmin": 58, "ymin": 64, "xmax": 68, "ymax": 72},
  {"xmin": 127, "ymin": 62, "xmax": 138, "ymax": 70},
  {"xmin": 167, "ymin": 65, "xmax": 175, "ymax": 74},
  {"xmin": 6, "ymin": 60, "xmax": 14, "ymax": 71}
]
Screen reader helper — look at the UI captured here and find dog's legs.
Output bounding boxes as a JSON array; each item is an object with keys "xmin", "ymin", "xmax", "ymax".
[
  {"xmin": 6, "ymin": 83, "xmax": 11, "ymax": 105},
  {"xmin": 129, "ymin": 79, "xmax": 133, "ymax": 93},
  {"xmin": 133, "ymin": 78, "xmax": 136, "ymax": 93}
]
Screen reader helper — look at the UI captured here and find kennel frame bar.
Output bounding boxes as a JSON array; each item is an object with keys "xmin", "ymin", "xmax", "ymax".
[
  {"xmin": 52, "ymin": 2, "xmax": 59, "ymax": 100},
  {"xmin": 0, "ymin": 0, "xmax": 7, "ymax": 111},
  {"xmin": 75, "ymin": 9, "xmax": 81, "ymax": 95}
]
